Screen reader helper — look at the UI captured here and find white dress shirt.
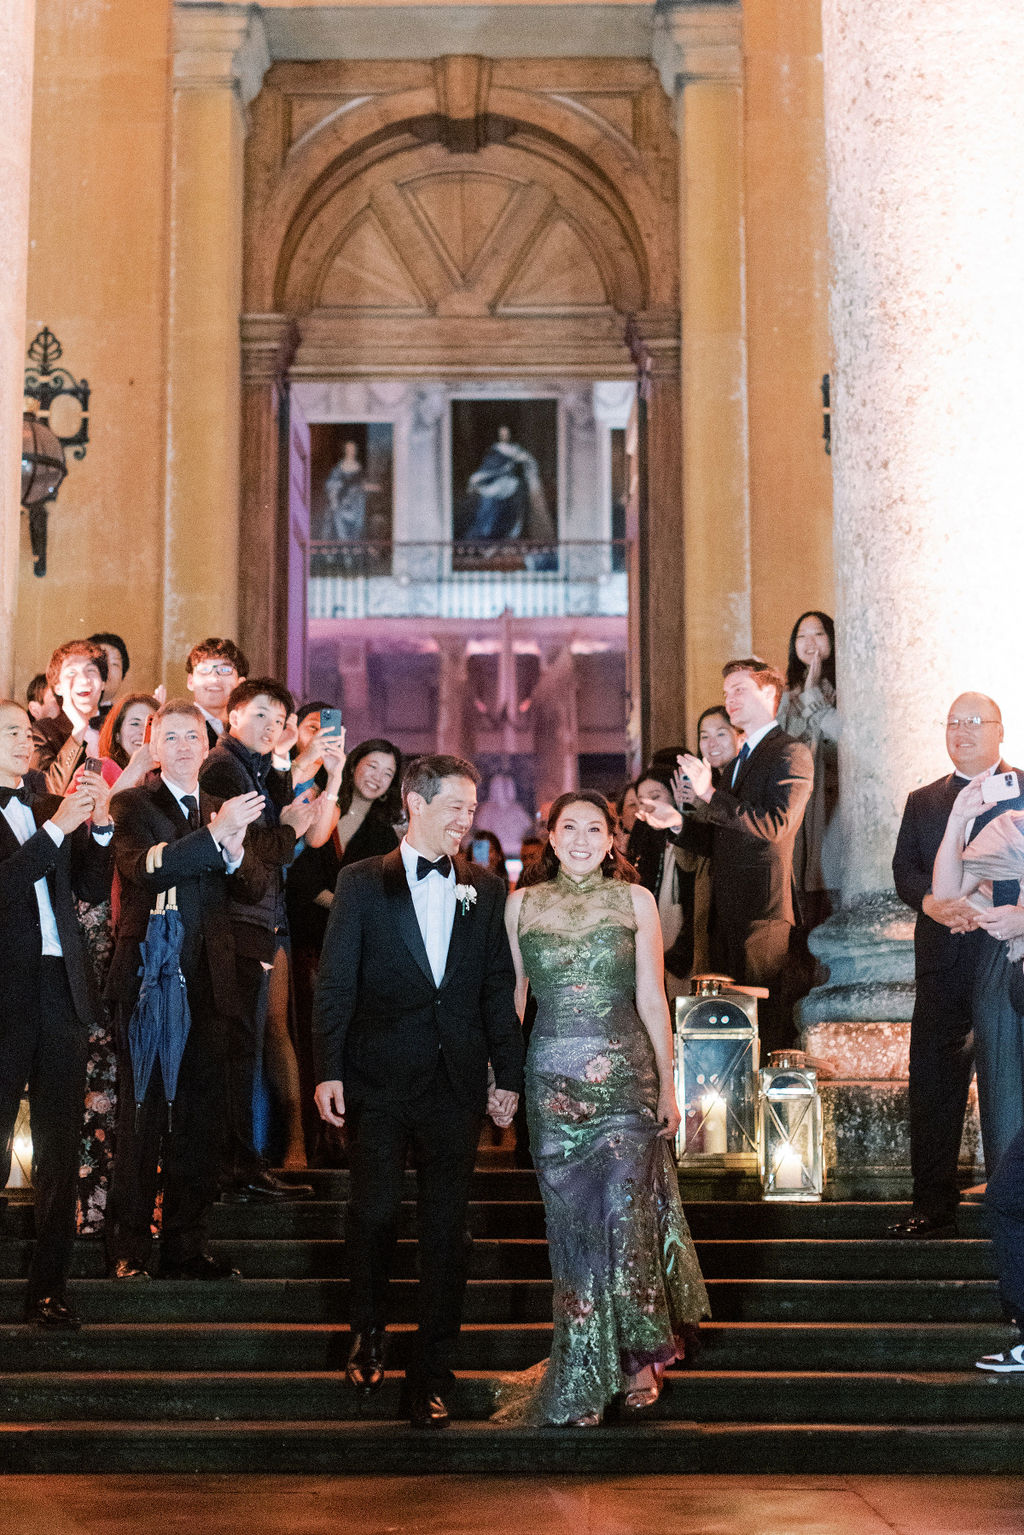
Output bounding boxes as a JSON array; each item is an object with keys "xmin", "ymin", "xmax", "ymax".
[
  {"xmin": 160, "ymin": 775, "xmax": 242, "ymax": 873},
  {"xmin": 731, "ymin": 720, "xmax": 778, "ymax": 785},
  {"xmin": 197, "ymin": 707, "xmax": 224, "ymax": 738},
  {"xmin": 401, "ymin": 836, "xmax": 456, "ymax": 988},
  {"xmin": 1, "ymin": 783, "xmax": 112, "ymax": 958}
]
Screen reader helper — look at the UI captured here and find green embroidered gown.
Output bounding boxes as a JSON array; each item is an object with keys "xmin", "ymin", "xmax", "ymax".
[{"xmin": 495, "ymin": 869, "xmax": 709, "ymax": 1425}]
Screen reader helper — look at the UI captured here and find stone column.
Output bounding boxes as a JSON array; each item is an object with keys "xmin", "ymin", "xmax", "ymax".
[
  {"xmin": 163, "ymin": 4, "xmax": 270, "ymax": 681},
  {"xmin": 800, "ymin": 0, "xmax": 1024, "ymax": 1192},
  {"xmin": 627, "ymin": 311, "xmax": 685, "ymax": 759},
  {"xmin": 239, "ymin": 313, "xmax": 298, "ymax": 676},
  {"xmin": 654, "ymin": 2, "xmax": 751, "ymax": 736},
  {"xmin": 0, "ymin": 1, "xmax": 35, "ymax": 694},
  {"xmin": 436, "ymin": 637, "xmax": 471, "ymax": 757}
]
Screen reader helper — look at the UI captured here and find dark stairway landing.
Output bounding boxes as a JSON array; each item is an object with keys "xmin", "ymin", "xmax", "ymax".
[{"xmin": 0, "ymin": 1170, "xmax": 1021, "ymax": 1473}]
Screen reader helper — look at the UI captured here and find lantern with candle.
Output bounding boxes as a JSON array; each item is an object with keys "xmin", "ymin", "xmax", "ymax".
[
  {"xmin": 5, "ymin": 1100, "xmax": 33, "ymax": 1189},
  {"xmin": 674, "ymin": 974, "xmax": 761, "ymax": 1168},
  {"xmin": 757, "ymin": 1051, "xmax": 824, "ymax": 1201}
]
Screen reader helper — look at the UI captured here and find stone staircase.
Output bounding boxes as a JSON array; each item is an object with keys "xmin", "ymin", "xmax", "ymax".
[{"xmin": 1, "ymin": 1168, "xmax": 1022, "ymax": 1473}]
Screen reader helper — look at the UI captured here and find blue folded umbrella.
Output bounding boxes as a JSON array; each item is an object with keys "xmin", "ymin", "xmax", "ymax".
[{"xmin": 128, "ymin": 856, "xmax": 192, "ymax": 1131}]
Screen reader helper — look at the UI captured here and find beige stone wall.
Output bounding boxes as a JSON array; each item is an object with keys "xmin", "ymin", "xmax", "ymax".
[
  {"xmin": 16, "ymin": 0, "xmax": 172, "ymax": 697},
  {"xmin": 11, "ymin": 0, "xmax": 834, "ymax": 724},
  {"xmin": 743, "ymin": 0, "xmax": 834, "ymax": 676}
]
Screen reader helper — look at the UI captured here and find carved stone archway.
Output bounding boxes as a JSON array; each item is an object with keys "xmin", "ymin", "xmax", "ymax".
[{"xmin": 240, "ymin": 55, "xmax": 679, "ymax": 704}]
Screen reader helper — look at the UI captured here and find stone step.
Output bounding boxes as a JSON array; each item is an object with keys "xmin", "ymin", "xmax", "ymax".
[
  {"xmin": 0, "ymin": 1277, "xmax": 1003, "ymax": 1325},
  {"xmin": 0, "ymin": 1200, "xmax": 993, "ymax": 1243},
  {"xmin": 1, "ymin": 1418, "xmax": 1023, "ymax": 1475},
  {"xmin": 0, "ymin": 1237, "xmax": 994, "ymax": 1282},
  {"xmin": 0, "ymin": 1321, "xmax": 1012, "ymax": 1374},
  {"xmin": 3, "ymin": 1368, "xmax": 1024, "ymax": 1425}
]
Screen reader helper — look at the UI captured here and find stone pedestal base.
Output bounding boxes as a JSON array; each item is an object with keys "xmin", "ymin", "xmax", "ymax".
[{"xmin": 798, "ymin": 895, "xmax": 984, "ymax": 1199}]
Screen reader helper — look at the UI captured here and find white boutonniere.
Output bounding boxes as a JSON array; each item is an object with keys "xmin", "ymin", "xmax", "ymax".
[{"xmin": 454, "ymin": 883, "xmax": 477, "ymax": 916}]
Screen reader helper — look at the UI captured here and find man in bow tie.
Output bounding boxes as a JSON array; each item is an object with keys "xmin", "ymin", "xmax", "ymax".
[
  {"xmin": 313, "ymin": 754, "xmax": 523, "ymax": 1429},
  {"xmin": 892, "ymin": 692, "xmax": 1024, "ymax": 1238},
  {"xmin": 0, "ymin": 700, "xmax": 113, "ymax": 1327}
]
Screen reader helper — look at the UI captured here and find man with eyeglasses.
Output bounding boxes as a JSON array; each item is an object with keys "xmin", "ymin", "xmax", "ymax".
[
  {"xmin": 185, "ymin": 638, "xmax": 249, "ymax": 750},
  {"xmin": 891, "ymin": 693, "xmax": 1024, "ymax": 1238}
]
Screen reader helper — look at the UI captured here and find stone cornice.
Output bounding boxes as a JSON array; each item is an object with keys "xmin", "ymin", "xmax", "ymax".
[
  {"xmin": 173, "ymin": 3, "xmax": 271, "ymax": 107},
  {"xmin": 652, "ymin": 0, "xmax": 742, "ymax": 94},
  {"xmin": 240, "ymin": 312, "xmax": 299, "ymax": 384}
]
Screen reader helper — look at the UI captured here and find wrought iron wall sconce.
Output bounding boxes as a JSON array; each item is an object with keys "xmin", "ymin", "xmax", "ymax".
[{"xmin": 21, "ymin": 328, "xmax": 90, "ymax": 577}]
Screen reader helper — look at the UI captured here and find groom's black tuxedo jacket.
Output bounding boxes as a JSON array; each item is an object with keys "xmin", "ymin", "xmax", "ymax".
[
  {"xmin": 892, "ymin": 761, "xmax": 1024, "ymax": 979},
  {"xmin": 311, "ymin": 848, "xmax": 523, "ymax": 1110}
]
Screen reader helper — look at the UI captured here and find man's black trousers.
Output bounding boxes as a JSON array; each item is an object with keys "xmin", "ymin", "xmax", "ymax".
[{"xmin": 345, "ymin": 1067, "xmax": 481, "ymax": 1386}]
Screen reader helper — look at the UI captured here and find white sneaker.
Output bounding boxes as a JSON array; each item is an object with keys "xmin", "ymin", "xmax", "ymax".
[{"xmin": 976, "ymin": 1342, "xmax": 1024, "ymax": 1372}]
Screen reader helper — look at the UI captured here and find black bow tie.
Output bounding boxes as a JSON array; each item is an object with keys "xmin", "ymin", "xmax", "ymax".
[
  {"xmin": 417, "ymin": 854, "xmax": 452, "ymax": 881},
  {"xmin": 0, "ymin": 785, "xmax": 29, "ymax": 808}
]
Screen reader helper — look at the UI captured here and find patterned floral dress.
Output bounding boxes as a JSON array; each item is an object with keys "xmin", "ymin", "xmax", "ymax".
[
  {"xmin": 494, "ymin": 868, "xmax": 709, "ymax": 1425},
  {"xmin": 74, "ymin": 898, "xmax": 117, "ymax": 1234}
]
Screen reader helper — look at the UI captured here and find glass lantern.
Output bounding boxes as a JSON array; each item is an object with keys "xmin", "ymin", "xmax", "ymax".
[
  {"xmin": 674, "ymin": 974, "xmax": 760, "ymax": 1168},
  {"xmin": 5, "ymin": 1099, "xmax": 32, "ymax": 1189},
  {"xmin": 758, "ymin": 1051, "xmax": 824, "ymax": 1201}
]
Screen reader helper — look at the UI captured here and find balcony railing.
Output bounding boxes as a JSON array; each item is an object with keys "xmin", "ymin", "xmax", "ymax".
[{"xmin": 308, "ymin": 540, "xmax": 629, "ymax": 621}]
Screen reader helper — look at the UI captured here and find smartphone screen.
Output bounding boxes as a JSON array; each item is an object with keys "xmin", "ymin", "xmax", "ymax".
[{"xmin": 320, "ymin": 707, "xmax": 343, "ymax": 737}]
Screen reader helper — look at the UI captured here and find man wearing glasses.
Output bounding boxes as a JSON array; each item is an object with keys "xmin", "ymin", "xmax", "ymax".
[
  {"xmin": 185, "ymin": 639, "xmax": 249, "ymax": 751},
  {"xmin": 892, "ymin": 694, "xmax": 1024, "ymax": 1237}
]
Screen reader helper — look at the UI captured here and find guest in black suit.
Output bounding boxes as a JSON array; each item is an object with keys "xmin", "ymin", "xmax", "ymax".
[
  {"xmin": 0, "ymin": 701, "xmax": 113, "ymax": 1326},
  {"xmin": 312, "ymin": 754, "xmax": 524, "ymax": 1429},
  {"xmin": 893, "ymin": 693, "xmax": 1024, "ymax": 1236},
  {"xmin": 30, "ymin": 640, "xmax": 108, "ymax": 795},
  {"xmin": 87, "ymin": 631, "xmax": 131, "ymax": 722},
  {"xmin": 104, "ymin": 701, "xmax": 266, "ymax": 1278},
  {"xmin": 199, "ymin": 679, "xmax": 327, "ymax": 1191},
  {"xmin": 184, "ymin": 637, "xmax": 248, "ymax": 751},
  {"xmin": 672, "ymin": 659, "xmax": 813, "ymax": 1052}
]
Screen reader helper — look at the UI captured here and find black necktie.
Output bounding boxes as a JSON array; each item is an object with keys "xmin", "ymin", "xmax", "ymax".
[
  {"xmin": 0, "ymin": 785, "xmax": 29, "ymax": 808},
  {"xmin": 731, "ymin": 742, "xmax": 750, "ymax": 785},
  {"xmin": 417, "ymin": 854, "xmax": 452, "ymax": 881},
  {"xmin": 181, "ymin": 794, "xmax": 201, "ymax": 830}
]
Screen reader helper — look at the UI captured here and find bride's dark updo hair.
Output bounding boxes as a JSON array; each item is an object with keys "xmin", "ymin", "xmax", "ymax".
[{"xmin": 521, "ymin": 790, "xmax": 640, "ymax": 887}]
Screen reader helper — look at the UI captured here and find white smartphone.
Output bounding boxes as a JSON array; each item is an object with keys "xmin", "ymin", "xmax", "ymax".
[{"xmin": 982, "ymin": 771, "xmax": 1020, "ymax": 805}]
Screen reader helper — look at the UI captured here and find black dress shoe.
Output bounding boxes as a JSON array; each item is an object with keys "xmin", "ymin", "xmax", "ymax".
[
  {"xmin": 25, "ymin": 1295, "xmax": 81, "ymax": 1330},
  {"xmin": 407, "ymin": 1385, "xmax": 450, "ymax": 1430},
  {"xmin": 887, "ymin": 1213, "xmax": 958, "ymax": 1239},
  {"xmin": 160, "ymin": 1252, "xmax": 240, "ymax": 1280},
  {"xmin": 109, "ymin": 1260, "xmax": 150, "ymax": 1280},
  {"xmin": 346, "ymin": 1328, "xmax": 386, "ymax": 1392},
  {"xmin": 221, "ymin": 1170, "xmax": 312, "ymax": 1203}
]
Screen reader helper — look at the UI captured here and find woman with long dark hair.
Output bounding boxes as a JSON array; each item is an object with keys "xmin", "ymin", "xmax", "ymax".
[
  {"xmin": 96, "ymin": 692, "xmax": 159, "ymax": 787},
  {"xmin": 777, "ymin": 610, "xmax": 840, "ymax": 927},
  {"xmin": 72, "ymin": 693, "xmax": 158, "ymax": 1231},
  {"xmin": 286, "ymin": 730, "xmax": 403, "ymax": 1161},
  {"xmin": 495, "ymin": 791, "xmax": 708, "ymax": 1427}
]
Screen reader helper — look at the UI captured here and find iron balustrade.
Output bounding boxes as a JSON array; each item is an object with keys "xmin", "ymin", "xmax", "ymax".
[{"xmin": 307, "ymin": 540, "xmax": 630, "ymax": 621}]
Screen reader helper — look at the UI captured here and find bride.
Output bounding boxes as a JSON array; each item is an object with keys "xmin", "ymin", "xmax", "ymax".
[{"xmin": 495, "ymin": 790, "xmax": 709, "ymax": 1426}]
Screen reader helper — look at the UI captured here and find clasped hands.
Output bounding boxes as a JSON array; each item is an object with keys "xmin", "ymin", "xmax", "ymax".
[{"xmin": 314, "ymin": 1079, "xmax": 519, "ymax": 1130}]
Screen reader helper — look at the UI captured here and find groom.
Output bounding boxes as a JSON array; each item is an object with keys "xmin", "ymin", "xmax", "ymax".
[{"xmin": 312, "ymin": 754, "xmax": 523, "ymax": 1428}]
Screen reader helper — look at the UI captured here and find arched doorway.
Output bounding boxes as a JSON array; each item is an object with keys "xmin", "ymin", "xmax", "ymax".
[{"xmin": 240, "ymin": 55, "xmax": 681, "ymax": 765}]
